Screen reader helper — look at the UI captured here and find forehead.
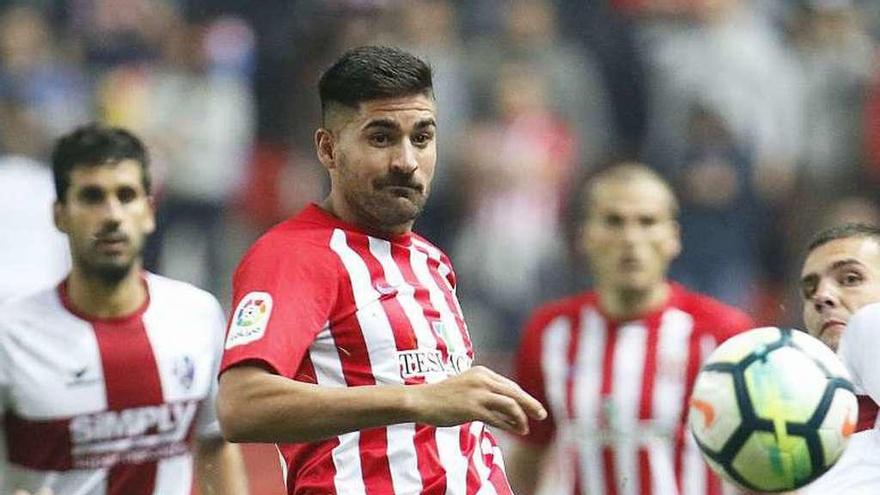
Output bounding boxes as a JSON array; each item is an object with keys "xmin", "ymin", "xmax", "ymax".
[
  {"xmin": 589, "ymin": 177, "xmax": 674, "ymax": 217},
  {"xmin": 352, "ymin": 94, "xmax": 436, "ymax": 127},
  {"xmin": 68, "ymin": 160, "xmax": 145, "ymax": 190},
  {"xmin": 802, "ymin": 237, "xmax": 880, "ymax": 276}
]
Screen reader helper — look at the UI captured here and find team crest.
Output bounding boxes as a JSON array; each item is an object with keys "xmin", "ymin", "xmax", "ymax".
[{"xmin": 226, "ymin": 292, "xmax": 273, "ymax": 349}]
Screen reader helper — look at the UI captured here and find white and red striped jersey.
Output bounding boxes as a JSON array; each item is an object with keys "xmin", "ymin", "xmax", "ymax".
[
  {"xmin": 220, "ymin": 204, "xmax": 509, "ymax": 495},
  {"xmin": 514, "ymin": 286, "xmax": 754, "ymax": 495},
  {"xmin": 0, "ymin": 273, "xmax": 226, "ymax": 495},
  {"xmin": 801, "ymin": 302, "xmax": 880, "ymax": 493}
]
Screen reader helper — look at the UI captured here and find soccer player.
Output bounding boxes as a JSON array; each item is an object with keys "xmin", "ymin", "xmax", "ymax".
[
  {"xmin": 506, "ymin": 163, "xmax": 755, "ymax": 495},
  {"xmin": 796, "ymin": 223, "xmax": 880, "ymax": 493},
  {"xmin": 216, "ymin": 45, "xmax": 547, "ymax": 494},
  {"xmin": 0, "ymin": 124, "xmax": 249, "ymax": 494}
]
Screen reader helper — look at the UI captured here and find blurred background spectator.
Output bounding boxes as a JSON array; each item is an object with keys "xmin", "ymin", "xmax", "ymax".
[{"xmin": 3, "ymin": 0, "xmax": 880, "ymax": 492}]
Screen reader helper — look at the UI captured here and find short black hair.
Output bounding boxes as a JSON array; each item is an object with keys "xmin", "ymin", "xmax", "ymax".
[
  {"xmin": 807, "ymin": 223, "xmax": 880, "ymax": 252},
  {"xmin": 51, "ymin": 124, "xmax": 151, "ymax": 202},
  {"xmin": 318, "ymin": 45, "xmax": 433, "ymax": 122}
]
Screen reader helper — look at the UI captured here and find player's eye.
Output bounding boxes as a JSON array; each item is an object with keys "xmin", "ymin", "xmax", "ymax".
[
  {"xmin": 117, "ymin": 186, "xmax": 138, "ymax": 203},
  {"xmin": 411, "ymin": 131, "xmax": 434, "ymax": 147},
  {"xmin": 369, "ymin": 133, "xmax": 391, "ymax": 147},
  {"xmin": 79, "ymin": 187, "xmax": 105, "ymax": 204},
  {"xmin": 840, "ymin": 272, "xmax": 863, "ymax": 286},
  {"xmin": 639, "ymin": 216, "xmax": 658, "ymax": 227},
  {"xmin": 605, "ymin": 214, "xmax": 624, "ymax": 228}
]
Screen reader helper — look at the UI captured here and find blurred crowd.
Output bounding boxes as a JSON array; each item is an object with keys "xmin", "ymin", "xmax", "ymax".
[{"xmin": 3, "ymin": 0, "xmax": 880, "ymax": 360}]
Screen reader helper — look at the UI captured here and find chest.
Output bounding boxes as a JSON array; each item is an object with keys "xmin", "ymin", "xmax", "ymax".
[
  {"xmin": 542, "ymin": 310, "xmax": 699, "ymax": 431},
  {"xmin": 6, "ymin": 312, "xmax": 216, "ymax": 418}
]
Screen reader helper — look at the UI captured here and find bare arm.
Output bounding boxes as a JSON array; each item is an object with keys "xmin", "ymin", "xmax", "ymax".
[
  {"xmin": 194, "ymin": 437, "xmax": 249, "ymax": 495},
  {"xmin": 506, "ymin": 442, "xmax": 549, "ymax": 495},
  {"xmin": 217, "ymin": 365, "xmax": 547, "ymax": 444}
]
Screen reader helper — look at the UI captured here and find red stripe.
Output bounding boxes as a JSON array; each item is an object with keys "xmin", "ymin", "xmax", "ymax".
[
  {"xmin": 459, "ymin": 424, "xmax": 481, "ymax": 495},
  {"xmin": 92, "ymin": 316, "xmax": 163, "ymax": 495},
  {"xmin": 5, "ymin": 413, "xmax": 73, "ymax": 470},
  {"xmin": 639, "ymin": 448, "xmax": 652, "ymax": 495},
  {"xmin": 675, "ymin": 332, "xmax": 704, "ymax": 491},
  {"xmin": 387, "ymin": 243, "xmax": 451, "ymax": 492},
  {"xmin": 418, "ymin": 246, "xmax": 473, "ymax": 356},
  {"xmin": 565, "ymin": 312, "xmax": 584, "ymax": 495},
  {"xmin": 857, "ymin": 395, "xmax": 879, "ymax": 432},
  {"xmin": 600, "ymin": 321, "xmax": 619, "ymax": 495}
]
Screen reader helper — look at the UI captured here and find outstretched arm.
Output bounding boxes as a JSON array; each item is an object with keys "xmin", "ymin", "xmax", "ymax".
[{"xmin": 217, "ymin": 365, "xmax": 547, "ymax": 443}]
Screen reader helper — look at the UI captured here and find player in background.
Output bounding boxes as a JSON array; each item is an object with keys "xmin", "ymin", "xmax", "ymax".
[
  {"xmin": 506, "ymin": 163, "xmax": 755, "ymax": 495},
  {"xmin": 0, "ymin": 124, "xmax": 248, "ymax": 494},
  {"xmin": 796, "ymin": 223, "xmax": 880, "ymax": 493},
  {"xmin": 216, "ymin": 45, "xmax": 546, "ymax": 494}
]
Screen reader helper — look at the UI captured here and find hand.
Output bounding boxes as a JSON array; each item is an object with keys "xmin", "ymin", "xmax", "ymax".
[{"xmin": 409, "ymin": 366, "xmax": 547, "ymax": 435}]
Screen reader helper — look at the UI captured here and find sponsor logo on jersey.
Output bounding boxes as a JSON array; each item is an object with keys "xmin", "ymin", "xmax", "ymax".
[
  {"xmin": 68, "ymin": 400, "xmax": 199, "ymax": 468},
  {"xmin": 66, "ymin": 365, "xmax": 101, "ymax": 387},
  {"xmin": 398, "ymin": 349, "xmax": 472, "ymax": 379},
  {"xmin": 226, "ymin": 291, "xmax": 273, "ymax": 349}
]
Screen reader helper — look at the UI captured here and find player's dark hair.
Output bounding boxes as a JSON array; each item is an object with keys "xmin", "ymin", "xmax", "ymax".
[
  {"xmin": 51, "ymin": 124, "xmax": 151, "ymax": 203},
  {"xmin": 318, "ymin": 45, "xmax": 433, "ymax": 123},
  {"xmin": 807, "ymin": 223, "xmax": 880, "ymax": 252}
]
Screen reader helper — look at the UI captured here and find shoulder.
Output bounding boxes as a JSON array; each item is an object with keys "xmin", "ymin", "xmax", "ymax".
[
  {"xmin": 239, "ymin": 214, "xmax": 340, "ymax": 271},
  {"xmin": 145, "ymin": 273, "xmax": 222, "ymax": 314},
  {"xmin": 523, "ymin": 292, "xmax": 596, "ymax": 335},
  {"xmin": 845, "ymin": 303, "xmax": 880, "ymax": 348},
  {"xmin": 669, "ymin": 283, "xmax": 754, "ymax": 334},
  {"xmin": 0, "ymin": 287, "xmax": 66, "ymax": 342}
]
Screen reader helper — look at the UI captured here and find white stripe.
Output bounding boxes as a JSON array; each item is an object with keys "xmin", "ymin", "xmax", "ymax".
[
  {"xmin": 574, "ymin": 309, "xmax": 607, "ymax": 495},
  {"xmin": 539, "ymin": 316, "xmax": 576, "ymax": 493},
  {"xmin": 275, "ymin": 444, "xmax": 289, "ymax": 486},
  {"xmin": 650, "ymin": 309, "xmax": 696, "ymax": 493},
  {"xmin": 683, "ymin": 335, "xmax": 718, "ymax": 494},
  {"xmin": 152, "ymin": 454, "xmax": 192, "ymax": 495},
  {"xmin": 310, "ymin": 323, "xmax": 366, "ymax": 495},
  {"xmin": 611, "ymin": 321, "xmax": 648, "ymax": 495},
  {"xmin": 331, "ymin": 230, "xmax": 423, "ymax": 494},
  {"xmin": 436, "ymin": 425, "xmax": 468, "ymax": 495},
  {"xmin": 470, "ymin": 422, "xmax": 498, "ymax": 495}
]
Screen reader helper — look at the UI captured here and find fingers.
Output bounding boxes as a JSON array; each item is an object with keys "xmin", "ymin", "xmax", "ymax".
[
  {"xmin": 480, "ymin": 368, "xmax": 548, "ymax": 421},
  {"xmin": 483, "ymin": 394, "xmax": 529, "ymax": 435}
]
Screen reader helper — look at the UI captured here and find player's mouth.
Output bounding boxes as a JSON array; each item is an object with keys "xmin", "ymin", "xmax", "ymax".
[
  {"xmin": 820, "ymin": 319, "xmax": 846, "ymax": 335},
  {"xmin": 94, "ymin": 234, "xmax": 129, "ymax": 252}
]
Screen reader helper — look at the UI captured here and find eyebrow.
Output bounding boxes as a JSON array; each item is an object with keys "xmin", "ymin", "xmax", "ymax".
[{"xmin": 362, "ymin": 118, "xmax": 436, "ymax": 131}]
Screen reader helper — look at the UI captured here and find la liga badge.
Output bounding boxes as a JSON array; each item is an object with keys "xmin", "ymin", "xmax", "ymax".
[{"xmin": 225, "ymin": 291, "xmax": 273, "ymax": 349}]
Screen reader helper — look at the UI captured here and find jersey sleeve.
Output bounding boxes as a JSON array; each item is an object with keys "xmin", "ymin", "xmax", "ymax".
[
  {"xmin": 220, "ymin": 239, "xmax": 339, "ymax": 378},
  {"xmin": 839, "ymin": 303, "xmax": 880, "ymax": 399},
  {"xmin": 513, "ymin": 307, "xmax": 558, "ymax": 446},
  {"xmin": 0, "ymin": 318, "xmax": 11, "ymax": 414},
  {"xmin": 195, "ymin": 298, "xmax": 227, "ymax": 440}
]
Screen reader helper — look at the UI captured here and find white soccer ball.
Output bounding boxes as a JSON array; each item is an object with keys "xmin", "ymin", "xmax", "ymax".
[{"xmin": 688, "ymin": 326, "xmax": 858, "ymax": 492}]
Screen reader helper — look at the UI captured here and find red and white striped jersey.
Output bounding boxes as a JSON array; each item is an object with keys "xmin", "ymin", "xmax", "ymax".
[
  {"xmin": 514, "ymin": 286, "xmax": 754, "ymax": 495},
  {"xmin": 0, "ymin": 273, "xmax": 226, "ymax": 495},
  {"xmin": 220, "ymin": 204, "xmax": 510, "ymax": 495}
]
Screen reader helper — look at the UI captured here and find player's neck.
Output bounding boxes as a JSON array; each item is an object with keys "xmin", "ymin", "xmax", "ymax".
[
  {"xmin": 320, "ymin": 196, "xmax": 414, "ymax": 238},
  {"xmin": 66, "ymin": 264, "xmax": 147, "ymax": 319},
  {"xmin": 599, "ymin": 282, "xmax": 670, "ymax": 322}
]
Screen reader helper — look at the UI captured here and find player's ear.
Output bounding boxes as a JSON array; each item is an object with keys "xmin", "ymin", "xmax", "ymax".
[
  {"xmin": 53, "ymin": 200, "xmax": 68, "ymax": 233},
  {"xmin": 667, "ymin": 219, "xmax": 682, "ymax": 259},
  {"xmin": 315, "ymin": 128, "xmax": 336, "ymax": 171}
]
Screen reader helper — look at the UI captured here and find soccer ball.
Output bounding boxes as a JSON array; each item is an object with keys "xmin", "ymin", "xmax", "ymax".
[{"xmin": 688, "ymin": 326, "xmax": 857, "ymax": 492}]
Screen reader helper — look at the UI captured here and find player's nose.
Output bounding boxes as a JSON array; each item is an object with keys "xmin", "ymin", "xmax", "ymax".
[{"xmin": 811, "ymin": 282, "xmax": 838, "ymax": 313}]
